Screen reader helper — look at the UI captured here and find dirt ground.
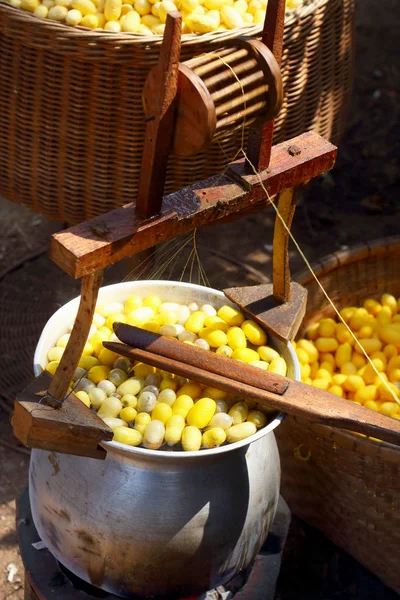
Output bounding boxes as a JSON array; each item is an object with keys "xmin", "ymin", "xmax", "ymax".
[{"xmin": 0, "ymin": 0, "xmax": 399, "ymax": 597}]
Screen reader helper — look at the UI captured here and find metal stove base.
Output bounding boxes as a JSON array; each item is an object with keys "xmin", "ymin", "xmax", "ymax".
[{"xmin": 17, "ymin": 489, "xmax": 290, "ymax": 600}]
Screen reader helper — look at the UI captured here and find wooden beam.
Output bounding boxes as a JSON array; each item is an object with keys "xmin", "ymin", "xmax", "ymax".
[{"xmin": 50, "ymin": 132, "xmax": 337, "ymax": 279}]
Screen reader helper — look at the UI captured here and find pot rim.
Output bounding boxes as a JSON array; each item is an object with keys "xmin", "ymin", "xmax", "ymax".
[{"xmin": 34, "ymin": 280, "xmax": 300, "ymax": 459}]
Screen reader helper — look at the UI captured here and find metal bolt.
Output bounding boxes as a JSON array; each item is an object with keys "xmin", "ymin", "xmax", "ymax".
[{"xmin": 288, "ymin": 145, "xmax": 301, "ymax": 156}]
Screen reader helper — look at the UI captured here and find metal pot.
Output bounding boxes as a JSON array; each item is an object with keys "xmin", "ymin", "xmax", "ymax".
[{"xmin": 30, "ymin": 281, "xmax": 300, "ymax": 598}]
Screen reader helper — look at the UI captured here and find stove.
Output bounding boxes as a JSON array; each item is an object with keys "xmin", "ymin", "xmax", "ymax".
[{"xmin": 17, "ymin": 489, "xmax": 290, "ymax": 600}]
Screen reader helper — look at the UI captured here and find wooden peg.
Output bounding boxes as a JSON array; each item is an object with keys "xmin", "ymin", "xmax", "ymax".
[
  {"xmin": 272, "ymin": 186, "xmax": 296, "ymax": 302},
  {"xmin": 246, "ymin": 0, "xmax": 286, "ymax": 171},
  {"xmin": 136, "ymin": 11, "xmax": 182, "ymax": 218}
]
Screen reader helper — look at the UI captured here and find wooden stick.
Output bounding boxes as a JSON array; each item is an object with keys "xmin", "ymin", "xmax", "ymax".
[
  {"xmin": 47, "ymin": 270, "xmax": 103, "ymax": 405},
  {"xmin": 246, "ymin": 0, "xmax": 286, "ymax": 171},
  {"xmin": 104, "ymin": 341, "xmax": 400, "ymax": 446},
  {"xmin": 50, "ymin": 132, "xmax": 337, "ymax": 279},
  {"xmin": 136, "ymin": 11, "xmax": 182, "ymax": 218},
  {"xmin": 113, "ymin": 323, "xmax": 288, "ymax": 395},
  {"xmin": 272, "ymin": 187, "xmax": 297, "ymax": 302}
]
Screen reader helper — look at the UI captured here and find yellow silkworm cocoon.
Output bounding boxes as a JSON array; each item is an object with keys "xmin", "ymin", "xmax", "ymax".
[
  {"xmin": 134, "ymin": 362, "xmax": 155, "ymax": 378},
  {"xmin": 315, "ymin": 368, "xmax": 332, "ymax": 382},
  {"xmin": 217, "ymin": 305, "xmax": 245, "ymax": 326},
  {"xmin": 243, "ymin": 11, "xmax": 253, "ymax": 22},
  {"xmin": 124, "ymin": 295, "xmax": 142, "ymax": 313},
  {"xmin": 268, "ymin": 356, "xmax": 287, "ymax": 376},
  {"xmin": 117, "ymin": 378, "xmax": 143, "ymax": 396},
  {"xmin": 75, "ymin": 391, "xmax": 90, "ymax": 407},
  {"xmin": 340, "ymin": 362, "xmax": 357, "ymax": 376},
  {"xmin": 66, "ymin": 7, "xmax": 83, "ymax": 22},
  {"xmin": 141, "ymin": 13, "xmax": 159, "ymax": 25},
  {"xmin": 120, "ymin": 394, "xmax": 137, "ymax": 408},
  {"xmin": 34, "ymin": 4, "xmax": 49, "ymax": 16},
  {"xmin": 351, "ymin": 352, "xmax": 366, "ymax": 369},
  {"xmin": 226, "ymin": 326, "xmax": 247, "ymax": 350},
  {"xmin": 98, "ymin": 396, "xmax": 123, "ymax": 418},
  {"xmin": 87, "ymin": 365, "xmax": 110, "ymax": 384},
  {"xmin": 384, "ymin": 344, "xmax": 397, "ymax": 359},
  {"xmin": 363, "ymin": 298, "xmax": 381, "ymax": 315},
  {"xmin": 135, "ymin": 0, "xmax": 151, "ymax": 13},
  {"xmin": 335, "ymin": 322, "xmax": 353, "ymax": 344},
  {"xmin": 208, "ymin": 412, "xmax": 233, "ymax": 430},
  {"xmin": 249, "ymin": 360, "xmax": 269, "ymax": 370},
  {"xmin": 181, "ymin": 0, "xmax": 198, "ymax": 9},
  {"xmin": 300, "ymin": 363, "xmax": 311, "ymax": 380},
  {"xmin": 185, "ymin": 311, "xmax": 207, "ymax": 333},
  {"xmin": 165, "ymin": 415, "xmax": 185, "ymax": 445},
  {"xmin": 318, "ymin": 318, "xmax": 336, "ymax": 338},
  {"xmin": 78, "ymin": 356, "xmax": 100, "ymax": 370},
  {"xmin": 331, "ymin": 373, "xmax": 347, "ymax": 386},
  {"xmin": 10, "ymin": 0, "xmax": 22, "ymax": 7},
  {"xmin": 232, "ymin": 347, "xmax": 260, "ymax": 363},
  {"xmin": 354, "ymin": 337, "xmax": 382, "ymax": 355},
  {"xmin": 306, "ymin": 322, "xmax": 319, "ymax": 341},
  {"xmin": 378, "ymin": 325, "xmax": 400, "ymax": 346},
  {"xmin": 247, "ymin": 410, "xmax": 267, "ymax": 429},
  {"xmin": 354, "ymin": 385, "xmax": 378, "ymax": 404},
  {"xmin": 320, "ymin": 361, "xmax": 334, "ymax": 374},
  {"xmin": 233, "ymin": 0, "xmax": 247, "ymax": 13},
  {"xmin": 343, "ymin": 375, "xmax": 365, "ymax": 393},
  {"xmin": 312, "ymin": 378, "xmax": 329, "ymax": 390},
  {"xmin": 152, "ymin": 21, "xmax": 165, "ymax": 33},
  {"xmin": 202, "ymin": 328, "xmax": 228, "ymax": 347},
  {"xmin": 160, "ymin": 377, "xmax": 178, "ymax": 391},
  {"xmin": 216, "ymin": 344, "xmax": 233, "ymax": 358},
  {"xmin": 21, "ymin": 0, "xmax": 40, "ymax": 11},
  {"xmin": 202, "ymin": 428, "xmax": 226, "ymax": 448},
  {"xmin": 101, "ymin": 417, "xmax": 128, "ymax": 429},
  {"xmin": 220, "ymin": 5, "xmax": 243, "ymax": 27},
  {"xmin": 381, "ymin": 293, "xmax": 398, "ymax": 314},
  {"xmin": 187, "ymin": 397, "xmax": 216, "ymax": 428},
  {"xmin": 71, "ymin": 0, "xmax": 96, "ymax": 13},
  {"xmin": 253, "ymin": 8, "xmax": 265, "ymax": 22},
  {"xmin": 296, "ymin": 347, "xmax": 310, "ymax": 365},
  {"xmin": 204, "ymin": 0, "xmax": 233, "ymax": 8},
  {"xmin": 48, "ymin": 4, "xmax": 68, "ymax": 18},
  {"xmin": 376, "ymin": 306, "xmax": 392, "ymax": 327},
  {"xmin": 380, "ymin": 402, "xmax": 399, "ymax": 417},
  {"xmin": 335, "ymin": 342, "xmax": 352, "ymax": 367},
  {"xmin": 172, "ymin": 394, "xmax": 194, "ymax": 418},
  {"xmin": 182, "ymin": 426, "xmax": 202, "ymax": 451},
  {"xmin": 358, "ymin": 324, "xmax": 374, "ymax": 339},
  {"xmin": 297, "ymin": 339, "xmax": 319, "ymax": 363},
  {"xmin": 327, "ymin": 385, "xmax": 343, "ymax": 397},
  {"xmin": 241, "ymin": 320, "xmax": 267, "ymax": 346},
  {"xmin": 378, "ymin": 381, "xmax": 400, "ymax": 402},
  {"xmin": 226, "ymin": 422, "xmax": 257, "ymax": 443},
  {"xmin": 126, "ymin": 306, "xmax": 155, "ymax": 326},
  {"xmin": 151, "ymin": 402, "xmax": 173, "ymax": 424},
  {"xmin": 177, "ymin": 381, "xmax": 202, "ymax": 399},
  {"xmin": 143, "ymin": 420, "xmax": 165, "ymax": 450},
  {"xmin": 257, "ymin": 346, "xmax": 279, "ymax": 362},
  {"xmin": 389, "ymin": 368, "xmax": 400, "ymax": 383},
  {"xmin": 134, "ymin": 412, "xmax": 151, "ymax": 434},
  {"xmin": 315, "ymin": 337, "xmax": 338, "ymax": 353},
  {"xmin": 97, "ymin": 348, "xmax": 119, "ymax": 366},
  {"xmin": 159, "ymin": 0, "xmax": 176, "ymax": 22},
  {"xmin": 247, "ymin": 0, "xmax": 260, "ymax": 12},
  {"xmin": 113, "ymin": 427, "xmax": 143, "ymax": 446},
  {"xmin": 119, "ymin": 407, "xmax": 138, "ymax": 422},
  {"xmin": 201, "ymin": 387, "xmax": 227, "ymax": 401},
  {"xmin": 228, "ymin": 401, "xmax": 249, "ymax": 425},
  {"xmin": 388, "ymin": 356, "xmax": 400, "ymax": 371}
]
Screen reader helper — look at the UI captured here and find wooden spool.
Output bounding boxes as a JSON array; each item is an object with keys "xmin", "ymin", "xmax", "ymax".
[{"xmin": 142, "ymin": 37, "xmax": 283, "ymax": 158}]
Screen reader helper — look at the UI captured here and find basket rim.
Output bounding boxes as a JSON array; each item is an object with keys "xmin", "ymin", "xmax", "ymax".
[
  {"xmin": 294, "ymin": 235, "xmax": 400, "ymax": 454},
  {"xmin": 0, "ymin": 0, "xmax": 330, "ymax": 47}
]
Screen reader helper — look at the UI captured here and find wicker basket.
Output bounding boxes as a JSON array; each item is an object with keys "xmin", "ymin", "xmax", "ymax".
[
  {"xmin": 275, "ymin": 237, "xmax": 400, "ymax": 594},
  {"xmin": 0, "ymin": 0, "xmax": 354, "ymax": 224}
]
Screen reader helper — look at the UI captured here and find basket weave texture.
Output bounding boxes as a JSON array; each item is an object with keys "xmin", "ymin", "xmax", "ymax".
[
  {"xmin": 276, "ymin": 237, "xmax": 400, "ymax": 594},
  {"xmin": 0, "ymin": 0, "xmax": 354, "ymax": 224}
]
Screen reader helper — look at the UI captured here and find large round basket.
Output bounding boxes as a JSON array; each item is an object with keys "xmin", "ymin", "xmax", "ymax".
[
  {"xmin": 0, "ymin": 0, "xmax": 354, "ymax": 224},
  {"xmin": 275, "ymin": 237, "xmax": 400, "ymax": 594}
]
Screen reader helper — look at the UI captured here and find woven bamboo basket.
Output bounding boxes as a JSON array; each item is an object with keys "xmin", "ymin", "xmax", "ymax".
[
  {"xmin": 275, "ymin": 237, "xmax": 400, "ymax": 594},
  {"xmin": 0, "ymin": 0, "xmax": 354, "ymax": 224}
]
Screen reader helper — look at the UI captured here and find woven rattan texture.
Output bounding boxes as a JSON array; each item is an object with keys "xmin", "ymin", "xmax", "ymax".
[
  {"xmin": 0, "ymin": 0, "xmax": 354, "ymax": 224},
  {"xmin": 276, "ymin": 237, "xmax": 400, "ymax": 594}
]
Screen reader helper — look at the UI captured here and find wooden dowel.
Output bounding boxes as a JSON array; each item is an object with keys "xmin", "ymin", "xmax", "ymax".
[
  {"xmin": 216, "ymin": 102, "xmax": 266, "ymax": 130},
  {"xmin": 47, "ymin": 270, "xmax": 103, "ymax": 406},
  {"xmin": 272, "ymin": 187, "xmax": 297, "ymax": 302},
  {"xmin": 203, "ymin": 59, "xmax": 258, "ymax": 91},
  {"xmin": 113, "ymin": 323, "xmax": 288, "ymax": 395},
  {"xmin": 215, "ymin": 86, "xmax": 268, "ymax": 117},
  {"xmin": 211, "ymin": 71, "xmax": 265, "ymax": 103},
  {"xmin": 189, "ymin": 48, "xmax": 248, "ymax": 76}
]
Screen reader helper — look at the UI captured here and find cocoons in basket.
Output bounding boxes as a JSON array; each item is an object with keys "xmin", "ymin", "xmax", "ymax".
[{"xmin": 6, "ymin": 0, "xmax": 304, "ymax": 34}]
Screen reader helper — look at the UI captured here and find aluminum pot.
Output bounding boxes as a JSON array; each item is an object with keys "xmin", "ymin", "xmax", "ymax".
[{"xmin": 30, "ymin": 281, "xmax": 300, "ymax": 598}]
